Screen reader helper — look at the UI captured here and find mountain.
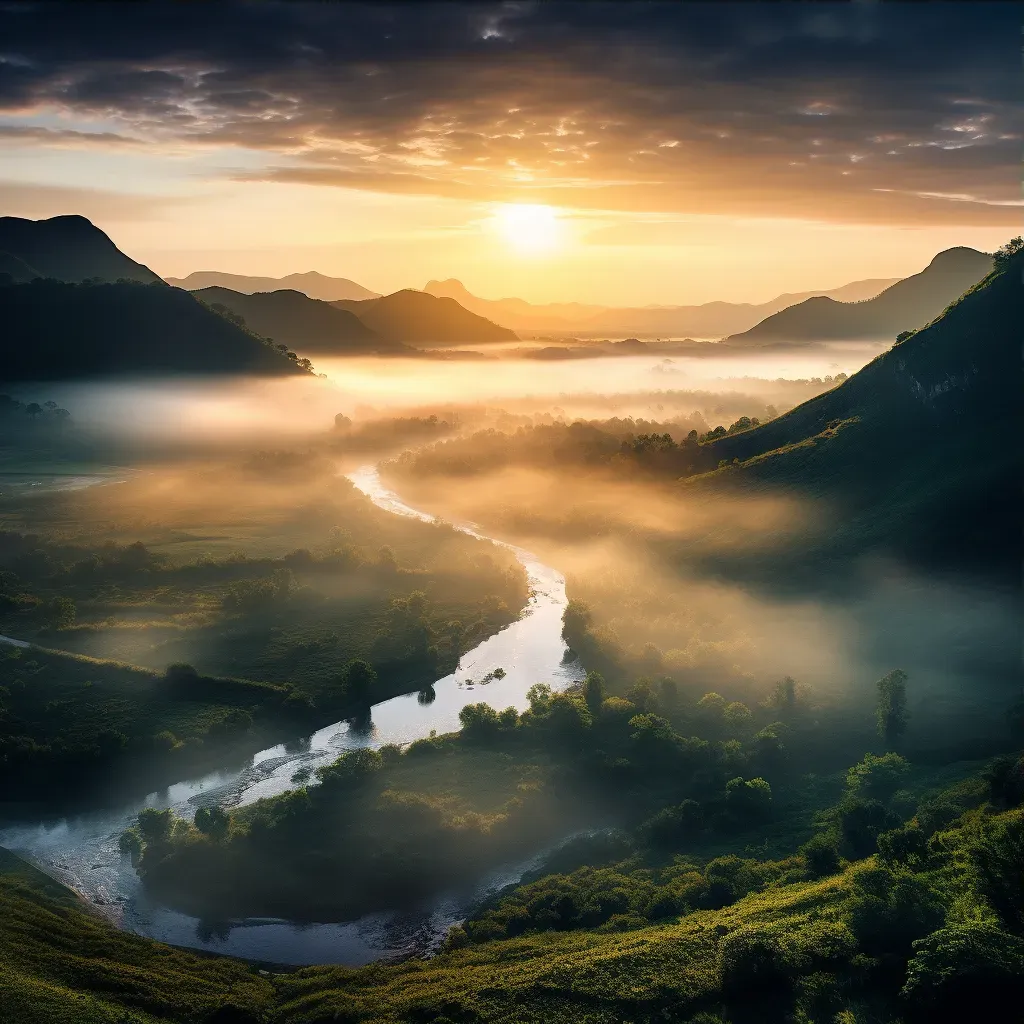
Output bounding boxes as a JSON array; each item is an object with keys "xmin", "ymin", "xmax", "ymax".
[
  {"xmin": 0, "ymin": 215, "xmax": 159, "ymax": 284},
  {"xmin": 701, "ymin": 245, "xmax": 1021, "ymax": 581},
  {"xmin": 727, "ymin": 247, "xmax": 993, "ymax": 344},
  {"xmin": 190, "ymin": 286, "xmax": 406, "ymax": 356},
  {"xmin": 423, "ymin": 276, "xmax": 901, "ymax": 338},
  {"xmin": 333, "ymin": 289, "xmax": 518, "ymax": 345},
  {"xmin": 423, "ymin": 278, "xmax": 607, "ymax": 332},
  {"xmin": 0, "ymin": 280, "xmax": 306, "ymax": 381},
  {"xmin": 166, "ymin": 270, "xmax": 379, "ymax": 302},
  {"xmin": 0, "ymin": 251, "xmax": 41, "ymax": 284}
]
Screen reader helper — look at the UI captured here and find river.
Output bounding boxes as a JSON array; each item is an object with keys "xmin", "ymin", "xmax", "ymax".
[{"xmin": 0, "ymin": 465, "xmax": 585, "ymax": 965}]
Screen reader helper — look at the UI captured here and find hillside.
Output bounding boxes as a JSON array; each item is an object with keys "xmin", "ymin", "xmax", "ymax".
[
  {"xmin": 3, "ymin": 760, "xmax": 1022, "ymax": 1024},
  {"xmin": 0, "ymin": 280, "xmax": 306, "ymax": 380},
  {"xmin": 728, "ymin": 247, "xmax": 993, "ymax": 344},
  {"xmin": 0, "ymin": 215, "xmax": 159, "ymax": 284},
  {"xmin": 191, "ymin": 286, "xmax": 407, "ymax": 356},
  {"xmin": 167, "ymin": 270, "xmax": 378, "ymax": 301},
  {"xmin": 423, "ymin": 276, "xmax": 900, "ymax": 337},
  {"xmin": 0, "ymin": 251, "xmax": 41, "ymax": 284},
  {"xmin": 334, "ymin": 289, "xmax": 518, "ymax": 345},
  {"xmin": 701, "ymin": 246, "xmax": 1022, "ymax": 579}
]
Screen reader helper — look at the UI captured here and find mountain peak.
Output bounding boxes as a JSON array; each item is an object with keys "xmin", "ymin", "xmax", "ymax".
[
  {"xmin": 0, "ymin": 214, "xmax": 159, "ymax": 284},
  {"xmin": 926, "ymin": 246, "xmax": 989, "ymax": 271}
]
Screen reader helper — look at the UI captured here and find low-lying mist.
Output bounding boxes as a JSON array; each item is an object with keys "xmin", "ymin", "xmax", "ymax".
[
  {"xmin": 9, "ymin": 344, "xmax": 884, "ymax": 457},
  {"xmin": 380, "ymin": 461, "xmax": 1020, "ymax": 746}
]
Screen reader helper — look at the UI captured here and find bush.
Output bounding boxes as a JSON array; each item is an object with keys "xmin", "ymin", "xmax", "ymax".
[
  {"xmin": 903, "ymin": 923, "xmax": 1024, "ymax": 1020},
  {"xmin": 720, "ymin": 927, "xmax": 793, "ymax": 992},
  {"xmin": 801, "ymin": 832, "xmax": 842, "ymax": 877}
]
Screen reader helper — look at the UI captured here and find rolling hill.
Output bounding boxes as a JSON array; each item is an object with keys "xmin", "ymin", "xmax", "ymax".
[
  {"xmin": 190, "ymin": 286, "xmax": 407, "ymax": 357},
  {"xmin": 0, "ymin": 215, "xmax": 160, "ymax": 284},
  {"xmin": 334, "ymin": 289, "xmax": 518, "ymax": 345},
  {"xmin": 423, "ymin": 276, "xmax": 901, "ymax": 337},
  {"xmin": 701, "ymin": 245, "xmax": 1021, "ymax": 580},
  {"xmin": 0, "ymin": 280, "xmax": 306, "ymax": 380},
  {"xmin": 727, "ymin": 247, "xmax": 993, "ymax": 344},
  {"xmin": 167, "ymin": 269, "xmax": 379, "ymax": 301}
]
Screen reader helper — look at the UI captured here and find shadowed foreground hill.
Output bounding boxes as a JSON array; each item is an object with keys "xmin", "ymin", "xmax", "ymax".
[
  {"xmin": 0, "ymin": 215, "xmax": 159, "ymax": 284},
  {"xmin": 334, "ymin": 289, "xmax": 518, "ymax": 345},
  {"xmin": 191, "ymin": 286, "xmax": 408, "ymax": 357},
  {"xmin": 728, "ymin": 247, "xmax": 992, "ymax": 344},
  {"xmin": 0, "ymin": 280, "xmax": 306, "ymax": 381},
  {"xmin": 168, "ymin": 270, "xmax": 379, "ymax": 302},
  {"xmin": 701, "ymin": 246, "xmax": 1022, "ymax": 580}
]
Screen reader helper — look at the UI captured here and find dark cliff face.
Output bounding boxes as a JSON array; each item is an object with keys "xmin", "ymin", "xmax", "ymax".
[{"xmin": 0, "ymin": 215, "xmax": 160, "ymax": 284}]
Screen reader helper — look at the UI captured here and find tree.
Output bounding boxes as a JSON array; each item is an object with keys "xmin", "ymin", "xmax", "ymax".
[
  {"xmin": 342, "ymin": 659, "xmax": 377, "ymax": 705},
  {"xmin": 44, "ymin": 595, "xmax": 76, "ymax": 629},
  {"xmin": 846, "ymin": 752, "xmax": 910, "ymax": 801},
  {"xmin": 993, "ymin": 236, "xmax": 1024, "ymax": 268},
  {"xmin": 725, "ymin": 777, "xmax": 773, "ymax": 820},
  {"xmin": 801, "ymin": 832, "xmax": 842, "ymax": 877},
  {"xmin": 136, "ymin": 808, "xmax": 173, "ymax": 844},
  {"xmin": 766, "ymin": 676, "xmax": 797, "ymax": 713},
  {"xmin": 194, "ymin": 805, "xmax": 230, "ymax": 840},
  {"xmin": 902, "ymin": 923, "xmax": 1024, "ymax": 1019},
  {"xmin": 876, "ymin": 669, "xmax": 909, "ymax": 748},
  {"xmin": 582, "ymin": 671, "xmax": 606, "ymax": 715}
]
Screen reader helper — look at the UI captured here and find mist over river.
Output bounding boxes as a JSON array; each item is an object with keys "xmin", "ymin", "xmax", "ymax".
[{"xmin": 0, "ymin": 466, "xmax": 585, "ymax": 965}]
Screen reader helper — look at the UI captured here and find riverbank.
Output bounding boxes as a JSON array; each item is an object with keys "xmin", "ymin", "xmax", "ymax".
[{"xmin": 0, "ymin": 466, "xmax": 585, "ymax": 964}]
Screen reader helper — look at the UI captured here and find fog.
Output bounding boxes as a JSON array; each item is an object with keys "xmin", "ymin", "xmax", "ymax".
[
  {"xmin": 6, "ymin": 343, "xmax": 1018, "ymax": 749},
  {"xmin": 10, "ymin": 342, "xmax": 885, "ymax": 456}
]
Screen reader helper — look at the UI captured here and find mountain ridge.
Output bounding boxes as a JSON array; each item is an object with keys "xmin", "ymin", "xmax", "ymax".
[
  {"xmin": 423, "ymin": 275, "xmax": 902, "ymax": 337},
  {"xmin": 333, "ymin": 289, "xmax": 519, "ymax": 345},
  {"xmin": 0, "ymin": 214, "xmax": 160, "ymax": 284},
  {"xmin": 726, "ymin": 246, "xmax": 993, "ymax": 344},
  {"xmin": 167, "ymin": 270, "xmax": 379, "ymax": 302},
  {"xmin": 190, "ymin": 285, "xmax": 409, "ymax": 357}
]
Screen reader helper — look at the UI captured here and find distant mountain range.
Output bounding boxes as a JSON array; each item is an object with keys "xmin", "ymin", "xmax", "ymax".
[
  {"xmin": 0, "ymin": 217, "xmax": 303, "ymax": 380},
  {"xmin": 0, "ymin": 214, "xmax": 160, "ymax": 285},
  {"xmin": 190, "ymin": 286, "xmax": 407, "ymax": 356},
  {"xmin": 333, "ymin": 289, "xmax": 518, "ymax": 346},
  {"xmin": 703, "ymin": 245, "xmax": 1020, "ymax": 581},
  {"xmin": 423, "ymin": 276, "xmax": 902, "ymax": 338},
  {"xmin": 726, "ymin": 247, "xmax": 993, "ymax": 344},
  {"xmin": 166, "ymin": 271, "xmax": 379, "ymax": 302}
]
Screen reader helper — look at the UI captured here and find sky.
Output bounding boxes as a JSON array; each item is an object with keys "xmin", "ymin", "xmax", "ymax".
[{"xmin": 0, "ymin": 1, "xmax": 1019, "ymax": 306}]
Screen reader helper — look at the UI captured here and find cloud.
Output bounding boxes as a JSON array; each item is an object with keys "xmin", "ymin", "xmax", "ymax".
[{"xmin": 0, "ymin": 2, "xmax": 1018, "ymax": 225}]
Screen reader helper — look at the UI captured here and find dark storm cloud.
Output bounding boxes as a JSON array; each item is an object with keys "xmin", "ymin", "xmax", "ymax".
[{"xmin": 0, "ymin": 1, "xmax": 1019, "ymax": 224}]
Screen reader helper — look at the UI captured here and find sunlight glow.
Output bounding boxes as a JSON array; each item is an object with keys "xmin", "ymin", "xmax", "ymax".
[{"xmin": 493, "ymin": 203, "xmax": 562, "ymax": 254}]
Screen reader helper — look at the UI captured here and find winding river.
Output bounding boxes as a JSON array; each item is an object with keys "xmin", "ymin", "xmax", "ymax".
[{"xmin": 0, "ymin": 465, "xmax": 584, "ymax": 965}]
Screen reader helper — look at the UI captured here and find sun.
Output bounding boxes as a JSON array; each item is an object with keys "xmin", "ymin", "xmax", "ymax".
[{"xmin": 493, "ymin": 203, "xmax": 562, "ymax": 254}]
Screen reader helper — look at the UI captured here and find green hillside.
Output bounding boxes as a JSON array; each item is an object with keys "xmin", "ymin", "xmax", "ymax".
[
  {"xmin": 700, "ymin": 244, "xmax": 1022, "ymax": 579},
  {"xmin": 3, "ymin": 754, "xmax": 1022, "ymax": 1023}
]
